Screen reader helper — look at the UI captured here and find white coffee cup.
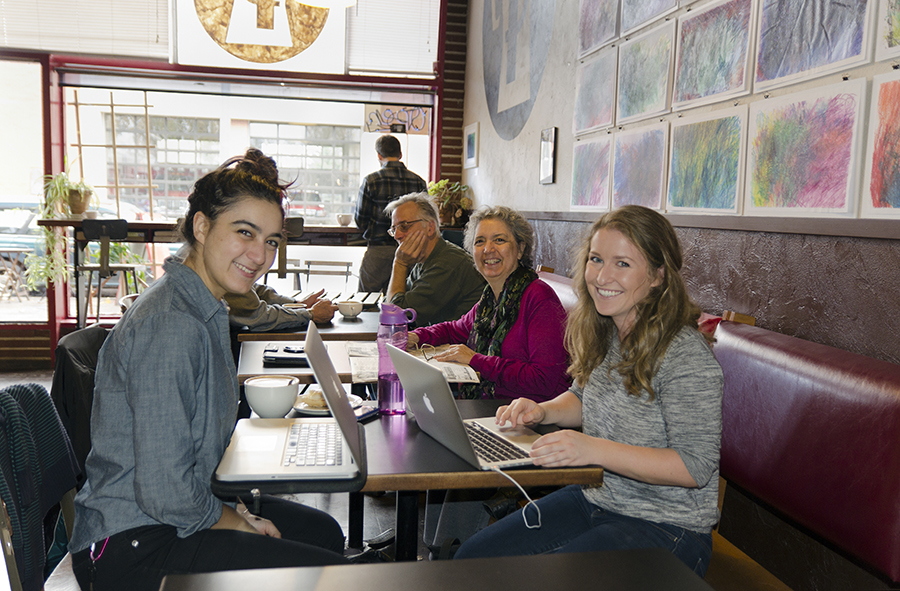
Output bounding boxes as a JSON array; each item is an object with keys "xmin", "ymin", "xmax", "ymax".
[
  {"xmin": 336, "ymin": 213, "xmax": 352, "ymax": 226},
  {"xmin": 244, "ymin": 375, "xmax": 300, "ymax": 418},
  {"xmin": 337, "ymin": 300, "xmax": 363, "ymax": 318}
]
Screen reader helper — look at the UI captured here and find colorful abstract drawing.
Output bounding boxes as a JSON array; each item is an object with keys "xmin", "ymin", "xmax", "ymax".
[
  {"xmin": 579, "ymin": 0, "xmax": 618, "ymax": 57},
  {"xmin": 571, "ymin": 137, "xmax": 612, "ymax": 210},
  {"xmin": 755, "ymin": 0, "xmax": 873, "ymax": 91},
  {"xmin": 746, "ymin": 80, "xmax": 865, "ymax": 216},
  {"xmin": 668, "ymin": 107, "xmax": 747, "ymax": 213},
  {"xmin": 612, "ymin": 123, "xmax": 668, "ymax": 209},
  {"xmin": 673, "ymin": 0, "xmax": 755, "ymax": 109},
  {"xmin": 574, "ymin": 48, "xmax": 618, "ymax": 134},
  {"xmin": 862, "ymin": 71, "xmax": 900, "ymax": 217},
  {"xmin": 875, "ymin": 0, "xmax": 900, "ymax": 61},
  {"xmin": 622, "ymin": 0, "xmax": 678, "ymax": 34},
  {"xmin": 617, "ymin": 22, "xmax": 676, "ymax": 124}
]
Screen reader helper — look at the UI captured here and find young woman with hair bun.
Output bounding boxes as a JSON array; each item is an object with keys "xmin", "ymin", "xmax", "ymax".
[{"xmin": 68, "ymin": 149, "xmax": 347, "ymax": 591}]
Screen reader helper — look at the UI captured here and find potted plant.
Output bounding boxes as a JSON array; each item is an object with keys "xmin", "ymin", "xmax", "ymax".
[
  {"xmin": 43, "ymin": 169, "xmax": 95, "ymax": 217},
  {"xmin": 23, "ymin": 169, "xmax": 95, "ymax": 291},
  {"xmin": 427, "ymin": 179, "xmax": 473, "ymax": 228}
]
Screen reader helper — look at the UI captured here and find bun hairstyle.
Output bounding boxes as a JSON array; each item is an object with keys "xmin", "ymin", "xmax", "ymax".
[{"xmin": 178, "ymin": 148, "xmax": 289, "ymax": 247}]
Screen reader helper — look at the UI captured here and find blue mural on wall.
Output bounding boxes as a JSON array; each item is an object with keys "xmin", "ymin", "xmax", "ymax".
[{"xmin": 483, "ymin": 0, "xmax": 556, "ymax": 140}]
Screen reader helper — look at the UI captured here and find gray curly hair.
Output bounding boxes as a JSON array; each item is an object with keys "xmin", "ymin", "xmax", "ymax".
[{"xmin": 463, "ymin": 205, "xmax": 534, "ymax": 269}]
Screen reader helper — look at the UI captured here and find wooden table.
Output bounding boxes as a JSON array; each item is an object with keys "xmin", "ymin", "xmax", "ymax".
[
  {"xmin": 232, "ymin": 346, "xmax": 601, "ymax": 562},
  {"xmin": 0, "ymin": 247, "xmax": 32, "ymax": 301},
  {"xmin": 297, "ymin": 225, "xmax": 365, "ymax": 246},
  {"xmin": 159, "ymin": 548, "xmax": 715, "ymax": 591},
  {"xmin": 237, "ymin": 340, "xmax": 355, "ymax": 385},
  {"xmin": 36, "ymin": 219, "xmax": 366, "ymax": 326},
  {"xmin": 354, "ymin": 400, "xmax": 603, "ymax": 561},
  {"xmin": 237, "ymin": 311, "xmax": 381, "ymax": 342},
  {"xmin": 37, "ymin": 218, "xmax": 181, "ymax": 326}
]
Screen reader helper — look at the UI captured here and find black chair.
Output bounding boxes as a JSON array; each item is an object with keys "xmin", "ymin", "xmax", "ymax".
[
  {"xmin": 49, "ymin": 324, "xmax": 110, "ymax": 481},
  {"xmin": 76, "ymin": 219, "xmax": 142, "ymax": 324},
  {"xmin": 0, "ymin": 383, "xmax": 79, "ymax": 591}
]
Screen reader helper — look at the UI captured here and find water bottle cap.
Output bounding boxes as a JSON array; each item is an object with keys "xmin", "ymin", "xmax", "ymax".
[{"xmin": 379, "ymin": 302, "xmax": 417, "ymax": 325}]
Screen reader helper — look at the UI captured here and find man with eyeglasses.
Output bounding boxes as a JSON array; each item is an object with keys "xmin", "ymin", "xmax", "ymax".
[
  {"xmin": 354, "ymin": 135, "xmax": 427, "ymax": 293},
  {"xmin": 383, "ymin": 193, "xmax": 485, "ymax": 326}
]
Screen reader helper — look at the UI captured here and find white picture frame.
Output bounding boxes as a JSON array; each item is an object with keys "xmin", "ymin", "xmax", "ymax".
[{"xmin": 745, "ymin": 79, "xmax": 867, "ymax": 217}]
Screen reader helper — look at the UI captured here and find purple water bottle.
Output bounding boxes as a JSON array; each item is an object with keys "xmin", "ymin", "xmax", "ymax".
[{"xmin": 376, "ymin": 303, "xmax": 417, "ymax": 415}]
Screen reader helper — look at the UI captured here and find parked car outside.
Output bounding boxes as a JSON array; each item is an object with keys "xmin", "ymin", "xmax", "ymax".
[{"xmin": 0, "ymin": 196, "xmax": 151, "ymax": 294}]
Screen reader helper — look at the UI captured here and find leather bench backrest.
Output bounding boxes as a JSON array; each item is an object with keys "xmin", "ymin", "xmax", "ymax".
[
  {"xmin": 536, "ymin": 271, "xmax": 578, "ymax": 314},
  {"xmin": 713, "ymin": 321, "xmax": 900, "ymax": 582}
]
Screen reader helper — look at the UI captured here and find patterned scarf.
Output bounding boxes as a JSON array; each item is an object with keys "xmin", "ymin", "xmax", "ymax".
[{"xmin": 459, "ymin": 265, "xmax": 538, "ymax": 399}]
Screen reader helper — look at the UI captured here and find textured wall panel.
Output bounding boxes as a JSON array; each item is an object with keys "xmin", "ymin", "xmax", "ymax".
[{"xmin": 530, "ymin": 219, "xmax": 900, "ymax": 365}]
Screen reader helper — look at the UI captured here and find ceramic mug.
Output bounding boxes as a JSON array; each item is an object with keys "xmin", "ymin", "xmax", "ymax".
[
  {"xmin": 337, "ymin": 300, "xmax": 363, "ymax": 318},
  {"xmin": 244, "ymin": 375, "xmax": 300, "ymax": 418}
]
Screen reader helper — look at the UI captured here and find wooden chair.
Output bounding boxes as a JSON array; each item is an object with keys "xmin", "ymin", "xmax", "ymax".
[{"xmin": 301, "ymin": 260, "xmax": 354, "ymax": 290}]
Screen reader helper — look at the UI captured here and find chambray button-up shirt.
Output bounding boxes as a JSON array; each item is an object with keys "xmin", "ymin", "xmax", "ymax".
[{"xmin": 69, "ymin": 257, "xmax": 239, "ymax": 552}]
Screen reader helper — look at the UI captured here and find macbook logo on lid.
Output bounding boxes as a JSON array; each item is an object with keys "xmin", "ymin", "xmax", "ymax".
[{"xmin": 422, "ymin": 393, "xmax": 435, "ymax": 414}]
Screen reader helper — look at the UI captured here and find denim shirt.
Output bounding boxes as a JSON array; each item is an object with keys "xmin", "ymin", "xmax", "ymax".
[{"xmin": 69, "ymin": 257, "xmax": 239, "ymax": 552}]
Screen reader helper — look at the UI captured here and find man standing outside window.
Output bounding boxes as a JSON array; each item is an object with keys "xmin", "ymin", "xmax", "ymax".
[{"xmin": 355, "ymin": 134, "xmax": 427, "ymax": 293}]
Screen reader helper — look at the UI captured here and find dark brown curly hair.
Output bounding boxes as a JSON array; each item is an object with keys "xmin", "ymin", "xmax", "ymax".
[{"xmin": 178, "ymin": 148, "xmax": 289, "ymax": 247}]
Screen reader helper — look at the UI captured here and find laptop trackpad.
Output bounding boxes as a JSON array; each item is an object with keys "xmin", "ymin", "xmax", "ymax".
[
  {"xmin": 236, "ymin": 435, "xmax": 278, "ymax": 452},
  {"xmin": 469, "ymin": 417, "xmax": 540, "ymax": 451}
]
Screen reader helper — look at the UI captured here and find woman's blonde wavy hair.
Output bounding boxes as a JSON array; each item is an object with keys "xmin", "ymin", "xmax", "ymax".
[{"xmin": 565, "ymin": 205, "xmax": 701, "ymax": 399}]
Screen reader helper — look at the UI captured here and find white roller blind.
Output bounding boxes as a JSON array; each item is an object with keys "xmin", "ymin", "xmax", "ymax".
[
  {"xmin": 0, "ymin": 0, "xmax": 168, "ymax": 58},
  {"xmin": 346, "ymin": 0, "xmax": 439, "ymax": 77}
]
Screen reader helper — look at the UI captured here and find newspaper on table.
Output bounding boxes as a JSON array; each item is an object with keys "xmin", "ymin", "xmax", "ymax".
[{"xmin": 347, "ymin": 342, "xmax": 479, "ymax": 384}]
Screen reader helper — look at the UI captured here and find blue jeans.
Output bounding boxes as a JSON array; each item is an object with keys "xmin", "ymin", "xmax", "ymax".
[{"xmin": 454, "ymin": 485, "xmax": 713, "ymax": 577}]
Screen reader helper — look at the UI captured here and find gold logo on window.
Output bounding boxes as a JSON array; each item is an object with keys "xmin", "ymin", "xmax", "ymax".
[{"xmin": 194, "ymin": 0, "xmax": 329, "ymax": 63}]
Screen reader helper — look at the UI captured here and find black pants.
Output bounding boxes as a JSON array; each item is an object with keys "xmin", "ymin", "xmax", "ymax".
[{"xmin": 72, "ymin": 496, "xmax": 347, "ymax": 591}]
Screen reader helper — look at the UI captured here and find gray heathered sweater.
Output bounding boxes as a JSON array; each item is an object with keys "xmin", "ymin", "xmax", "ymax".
[{"xmin": 572, "ymin": 327, "xmax": 724, "ymax": 534}]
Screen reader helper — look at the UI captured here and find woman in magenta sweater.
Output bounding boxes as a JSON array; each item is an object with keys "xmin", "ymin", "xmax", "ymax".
[{"xmin": 408, "ymin": 206, "xmax": 570, "ymax": 402}]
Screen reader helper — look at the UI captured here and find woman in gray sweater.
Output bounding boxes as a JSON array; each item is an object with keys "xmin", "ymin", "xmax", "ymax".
[{"xmin": 455, "ymin": 205, "xmax": 723, "ymax": 576}]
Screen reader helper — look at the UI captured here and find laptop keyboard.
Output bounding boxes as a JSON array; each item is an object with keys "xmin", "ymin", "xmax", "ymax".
[
  {"xmin": 465, "ymin": 421, "xmax": 530, "ymax": 463},
  {"xmin": 282, "ymin": 422, "xmax": 344, "ymax": 467}
]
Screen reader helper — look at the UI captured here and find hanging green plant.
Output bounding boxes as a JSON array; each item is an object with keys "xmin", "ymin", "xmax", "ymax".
[{"xmin": 24, "ymin": 167, "xmax": 95, "ymax": 290}]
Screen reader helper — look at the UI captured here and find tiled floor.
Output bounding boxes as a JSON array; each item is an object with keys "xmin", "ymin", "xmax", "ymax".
[
  {"xmin": 0, "ymin": 368, "xmax": 431, "ymax": 560},
  {"xmin": 0, "ymin": 369, "xmax": 53, "ymax": 390}
]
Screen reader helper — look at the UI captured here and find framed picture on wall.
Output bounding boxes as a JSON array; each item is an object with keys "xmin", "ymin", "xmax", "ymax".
[
  {"xmin": 861, "ymin": 70, "xmax": 900, "ymax": 218},
  {"xmin": 578, "ymin": 0, "xmax": 618, "ymax": 58},
  {"xmin": 464, "ymin": 122, "xmax": 479, "ymax": 169},
  {"xmin": 616, "ymin": 21, "xmax": 676, "ymax": 125},
  {"xmin": 574, "ymin": 47, "xmax": 618, "ymax": 135},
  {"xmin": 875, "ymin": 0, "xmax": 900, "ymax": 62},
  {"xmin": 621, "ymin": 0, "xmax": 678, "ymax": 36},
  {"xmin": 571, "ymin": 136, "xmax": 612, "ymax": 210},
  {"xmin": 745, "ymin": 79, "xmax": 866, "ymax": 217},
  {"xmin": 672, "ymin": 0, "xmax": 757, "ymax": 110},
  {"xmin": 612, "ymin": 122, "xmax": 669, "ymax": 210},
  {"xmin": 540, "ymin": 127, "xmax": 557, "ymax": 185},
  {"xmin": 667, "ymin": 105, "xmax": 747, "ymax": 214},
  {"xmin": 754, "ymin": 0, "xmax": 875, "ymax": 92}
]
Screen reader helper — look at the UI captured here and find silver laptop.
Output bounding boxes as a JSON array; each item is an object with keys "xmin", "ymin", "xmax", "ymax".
[
  {"xmin": 387, "ymin": 344, "xmax": 540, "ymax": 470},
  {"xmin": 215, "ymin": 324, "xmax": 362, "ymax": 482}
]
